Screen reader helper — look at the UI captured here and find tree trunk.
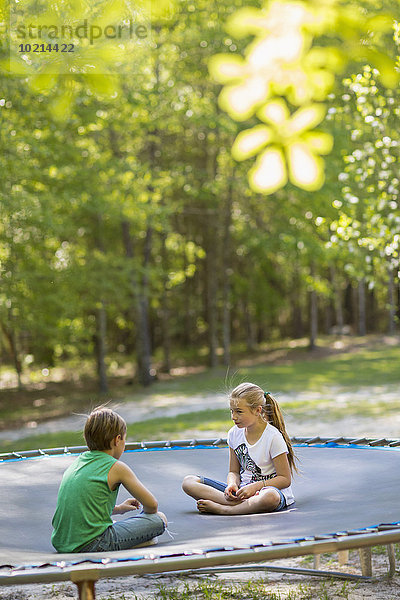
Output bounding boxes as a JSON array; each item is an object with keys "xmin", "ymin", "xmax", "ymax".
[
  {"xmin": 243, "ymin": 297, "xmax": 256, "ymax": 351},
  {"xmin": 344, "ymin": 281, "xmax": 354, "ymax": 327},
  {"xmin": 331, "ymin": 265, "xmax": 344, "ymax": 331},
  {"xmin": 323, "ymin": 297, "xmax": 333, "ymax": 335},
  {"xmin": 94, "ymin": 303, "xmax": 108, "ymax": 394},
  {"xmin": 121, "ymin": 220, "xmax": 153, "ymax": 387},
  {"xmin": 221, "ymin": 178, "xmax": 233, "ymax": 367},
  {"xmin": 0, "ymin": 320, "xmax": 23, "ymax": 389},
  {"xmin": 205, "ymin": 232, "xmax": 218, "ymax": 367},
  {"xmin": 358, "ymin": 277, "xmax": 367, "ymax": 336},
  {"xmin": 309, "ymin": 288, "xmax": 318, "ymax": 350},
  {"xmin": 93, "ymin": 215, "xmax": 109, "ymax": 393},
  {"xmin": 397, "ymin": 279, "xmax": 400, "ymax": 326},
  {"xmin": 308, "ymin": 263, "xmax": 318, "ymax": 349},
  {"xmin": 203, "ymin": 143, "xmax": 219, "ymax": 367},
  {"xmin": 291, "ymin": 260, "xmax": 304, "ymax": 338},
  {"xmin": 388, "ymin": 264, "xmax": 396, "ymax": 335},
  {"xmin": 159, "ymin": 230, "xmax": 171, "ymax": 373},
  {"xmin": 182, "ymin": 251, "xmax": 193, "ymax": 348}
]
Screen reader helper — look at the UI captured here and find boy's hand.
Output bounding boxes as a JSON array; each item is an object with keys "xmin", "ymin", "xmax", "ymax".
[{"xmin": 114, "ymin": 498, "xmax": 140, "ymax": 514}]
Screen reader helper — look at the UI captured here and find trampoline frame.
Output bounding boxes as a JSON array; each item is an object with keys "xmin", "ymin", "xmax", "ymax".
[{"xmin": 1, "ymin": 436, "xmax": 400, "ymax": 599}]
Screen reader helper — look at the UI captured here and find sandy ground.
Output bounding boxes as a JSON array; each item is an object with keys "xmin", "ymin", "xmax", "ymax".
[
  {"xmin": 1, "ymin": 553, "xmax": 400, "ymax": 600},
  {"xmin": 1, "ymin": 386, "xmax": 400, "ymax": 599}
]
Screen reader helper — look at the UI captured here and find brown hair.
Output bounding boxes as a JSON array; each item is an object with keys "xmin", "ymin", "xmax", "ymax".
[
  {"xmin": 84, "ymin": 407, "xmax": 127, "ymax": 451},
  {"xmin": 230, "ymin": 382, "xmax": 297, "ymax": 473}
]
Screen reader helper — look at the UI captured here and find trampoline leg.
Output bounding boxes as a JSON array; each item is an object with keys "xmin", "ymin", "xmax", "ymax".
[
  {"xmin": 338, "ymin": 550, "xmax": 349, "ymax": 566},
  {"xmin": 313, "ymin": 554, "xmax": 320, "ymax": 570},
  {"xmin": 358, "ymin": 548, "xmax": 372, "ymax": 577},
  {"xmin": 387, "ymin": 544, "xmax": 396, "ymax": 578},
  {"xmin": 76, "ymin": 580, "xmax": 96, "ymax": 600},
  {"xmin": 71, "ymin": 569, "xmax": 99, "ymax": 600}
]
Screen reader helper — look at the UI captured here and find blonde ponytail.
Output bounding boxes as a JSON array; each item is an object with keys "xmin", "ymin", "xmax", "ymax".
[{"xmin": 263, "ymin": 392, "xmax": 297, "ymax": 473}]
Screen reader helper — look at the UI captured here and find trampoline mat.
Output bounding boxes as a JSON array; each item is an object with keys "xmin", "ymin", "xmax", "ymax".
[{"xmin": 1, "ymin": 444, "xmax": 399, "ymax": 568}]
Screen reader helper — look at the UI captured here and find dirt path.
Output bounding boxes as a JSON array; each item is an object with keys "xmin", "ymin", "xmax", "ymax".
[{"xmin": 0, "ymin": 552, "xmax": 399, "ymax": 599}]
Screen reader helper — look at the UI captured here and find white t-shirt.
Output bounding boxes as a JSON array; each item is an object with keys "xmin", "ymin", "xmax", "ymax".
[{"xmin": 227, "ymin": 423, "xmax": 295, "ymax": 505}]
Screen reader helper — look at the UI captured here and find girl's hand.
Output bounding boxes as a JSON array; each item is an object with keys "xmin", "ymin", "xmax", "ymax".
[
  {"xmin": 114, "ymin": 498, "xmax": 140, "ymax": 514},
  {"xmin": 224, "ymin": 484, "xmax": 239, "ymax": 501},
  {"xmin": 236, "ymin": 483, "xmax": 258, "ymax": 501}
]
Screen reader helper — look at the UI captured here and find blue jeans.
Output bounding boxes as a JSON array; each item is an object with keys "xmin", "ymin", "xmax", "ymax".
[
  {"xmin": 78, "ymin": 513, "xmax": 165, "ymax": 552},
  {"xmin": 200, "ymin": 476, "xmax": 288, "ymax": 512}
]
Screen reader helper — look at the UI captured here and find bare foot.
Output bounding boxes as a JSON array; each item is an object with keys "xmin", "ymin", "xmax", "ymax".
[
  {"xmin": 134, "ymin": 538, "xmax": 158, "ymax": 547},
  {"xmin": 197, "ymin": 499, "xmax": 228, "ymax": 514}
]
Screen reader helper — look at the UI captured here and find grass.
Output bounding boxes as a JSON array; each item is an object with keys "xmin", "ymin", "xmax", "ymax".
[
  {"xmin": 0, "ymin": 409, "xmax": 232, "ymax": 453},
  {"xmin": 2, "ymin": 336, "xmax": 400, "ymax": 454},
  {"xmin": 147, "ymin": 340, "xmax": 400, "ymax": 397},
  {"xmin": 95, "ymin": 577, "xmax": 360, "ymax": 600}
]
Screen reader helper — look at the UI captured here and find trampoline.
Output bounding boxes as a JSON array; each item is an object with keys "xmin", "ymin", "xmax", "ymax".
[{"xmin": 1, "ymin": 436, "xmax": 400, "ymax": 598}]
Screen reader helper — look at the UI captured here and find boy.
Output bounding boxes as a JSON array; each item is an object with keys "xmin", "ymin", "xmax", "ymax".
[{"xmin": 52, "ymin": 407, "xmax": 166, "ymax": 552}]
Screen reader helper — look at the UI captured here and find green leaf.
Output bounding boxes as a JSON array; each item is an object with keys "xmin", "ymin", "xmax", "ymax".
[
  {"xmin": 219, "ymin": 79, "xmax": 268, "ymax": 121},
  {"xmin": 257, "ymin": 99, "xmax": 290, "ymax": 126},
  {"xmin": 92, "ymin": 0, "xmax": 127, "ymax": 28},
  {"xmin": 49, "ymin": 93, "xmax": 73, "ymax": 120},
  {"xmin": 208, "ymin": 54, "xmax": 245, "ymax": 84},
  {"xmin": 286, "ymin": 104, "xmax": 326, "ymax": 135},
  {"xmin": 225, "ymin": 7, "xmax": 266, "ymax": 39},
  {"xmin": 302, "ymin": 131, "xmax": 333, "ymax": 155},
  {"xmin": 29, "ymin": 73, "xmax": 58, "ymax": 92},
  {"xmin": 3, "ymin": 57, "xmax": 31, "ymax": 75},
  {"xmin": 249, "ymin": 146, "xmax": 287, "ymax": 194},
  {"xmin": 366, "ymin": 14, "xmax": 396, "ymax": 32},
  {"xmin": 305, "ymin": 47, "xmax": 346, "ymax": 72},
  {"xmin": 232, "ymin": 125, "xmax": 273, "ymax": 161},
  {"xmin": 85, "ymin": 74, "xmax": 119, "ymax": 96},
  {"xmin": 287, "ymin": 141, "xmax": 324, "ymax": 190},
  {"xmin": 365, "ymin": 49, "xmax": 400, "ymax": 89}
]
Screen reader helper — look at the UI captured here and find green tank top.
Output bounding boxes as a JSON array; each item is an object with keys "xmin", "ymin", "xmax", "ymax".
[{"xmin": 51, "ymin": 451, "xmax": 119, "ymax": 553}]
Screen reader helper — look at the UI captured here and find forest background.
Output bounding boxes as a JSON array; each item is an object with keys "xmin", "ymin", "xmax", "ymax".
[{"xmin": 0, "ymin": 0, "xmax": 399, "ymax": 398}]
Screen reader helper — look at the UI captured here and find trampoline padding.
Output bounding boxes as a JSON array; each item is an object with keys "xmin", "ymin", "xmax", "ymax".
[{"xmin": 0, "ymin": 445, "xmax": 399, "ymax": 568}]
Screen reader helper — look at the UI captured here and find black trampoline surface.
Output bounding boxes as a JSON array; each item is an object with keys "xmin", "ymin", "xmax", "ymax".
[{"xmin": 1, "ymin": 443, "xmax": 400, "ymax": 569}]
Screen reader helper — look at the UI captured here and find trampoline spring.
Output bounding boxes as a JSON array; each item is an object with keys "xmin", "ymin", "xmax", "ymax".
[
  {"xmin": 305, "ymin": 437, "xmax": 323, "ymax": 445},
  {"xmin": 126, "ymin": 442, "xmax": 142, "ymax": 451},
  {"xmin": 346, "ymin": 529, "xmax": 378, "ymax": 536},
  {"xmin": 369, "ymin": 439, "xmax": 389, "ymax": 446},
  {"xmin": 377, "ymin": 524, "xmax": 400, "ymax": 531}
]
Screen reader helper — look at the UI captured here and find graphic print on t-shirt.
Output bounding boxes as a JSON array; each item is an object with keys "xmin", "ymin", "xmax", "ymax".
[{"xmin": 235, "ymin": 443, "xmax": 264, "ymax": 482}]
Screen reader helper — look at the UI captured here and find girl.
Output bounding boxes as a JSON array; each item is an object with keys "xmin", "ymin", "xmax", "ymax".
[{"xmin": 182, "ymin": 382, "xmax": 296, "ymax": 515}]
